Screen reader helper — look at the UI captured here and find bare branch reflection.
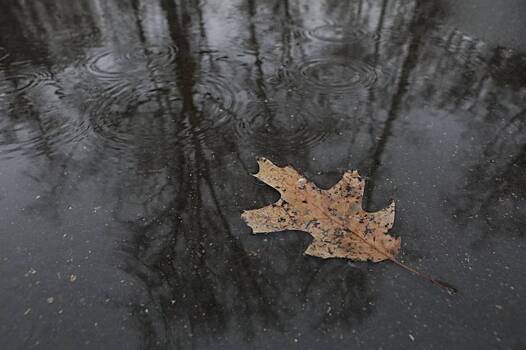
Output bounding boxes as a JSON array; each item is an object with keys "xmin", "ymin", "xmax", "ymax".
[{"xmin": 1, "ymin": 0, "xmax": 526, "ymax": 348}]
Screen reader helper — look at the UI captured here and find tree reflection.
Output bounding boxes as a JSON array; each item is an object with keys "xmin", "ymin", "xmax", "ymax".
[{"xmin": 1, "ymin": 0, "xmax": 526, "ymax": 348}]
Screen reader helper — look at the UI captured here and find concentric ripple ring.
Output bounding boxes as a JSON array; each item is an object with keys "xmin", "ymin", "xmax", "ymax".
[{"xmin": 86, "ymin": 45, "xmax": 178, "ymax": 81}]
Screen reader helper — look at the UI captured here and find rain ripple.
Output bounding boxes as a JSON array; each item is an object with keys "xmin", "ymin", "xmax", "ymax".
[
  {"xmin": 305, "ymin": 24, "xmax": 406, "ymax": 45},
  {"xmin": 86, "ymin": 45, "xmax": 178, "ymax": 81},
  {"xmin": 269, "ymin": 58, "xmax": 388, "ymax": 96},
  {"xmin": 300, "ymin": 59, "xmax": 380, "ymax": 93},
  {"xmin": 0, "ymin": 65, "xmax": 91, "ymax": 158},
  {"xmin": 0, "ymin": 104, "xmax": 89, "ymax": 159},
  {"xmin": 234, "ymin": 100, "xmax": 336, "ymax": 151},
  {"xmin": 431, "ymin": 29, "xmax": 487, "ymax": 65},
  {"xmin": 84, "ymin": 75, "xmax": 242, "ymax": 152},
  {"xmin": 0, "ymin": 71, "xmax": 56, "ymax": 97},
  {"xmin": 306, "ymin": 24, "xmax": 369, "ymax": 43}
]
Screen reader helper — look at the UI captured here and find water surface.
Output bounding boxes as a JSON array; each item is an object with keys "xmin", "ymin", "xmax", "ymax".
[{"xmin": 1, "ymin": 0, "xmax": 525, "ymax": 349}]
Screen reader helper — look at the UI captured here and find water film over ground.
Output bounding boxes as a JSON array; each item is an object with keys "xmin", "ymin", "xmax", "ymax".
[{"xmin": 0, "ymin": 0, "xmax": 525, "ymax": 349}]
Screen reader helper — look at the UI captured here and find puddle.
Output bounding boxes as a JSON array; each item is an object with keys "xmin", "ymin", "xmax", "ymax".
[{"xmin": 0, "ymin": 0, "xmax": 525, "ymax": 349}]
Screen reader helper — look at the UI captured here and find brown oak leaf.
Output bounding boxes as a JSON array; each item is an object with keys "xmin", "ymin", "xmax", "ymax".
[
  {"xmin": 242, "ymin": 158, "xmax": 400, "ymax": 262},
  {"xmin": 242, "ymin": 158, "xmax": 457, "ymax": 293}
]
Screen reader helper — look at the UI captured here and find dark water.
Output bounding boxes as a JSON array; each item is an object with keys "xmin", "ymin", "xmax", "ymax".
[{"xmin": 1, "ymin": 0, "xmax": 525, "ymax": 349}]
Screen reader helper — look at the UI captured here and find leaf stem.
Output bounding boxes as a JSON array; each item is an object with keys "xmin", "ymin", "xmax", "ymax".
[
  {"xmin": 320, "ymin": 206, "xmax": 457, "ymax": 294},
  {"xmin": 388, "ymin": 256, "xmax": 458, "ymax": 294}
]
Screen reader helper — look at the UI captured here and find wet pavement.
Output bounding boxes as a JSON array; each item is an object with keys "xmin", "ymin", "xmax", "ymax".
[{"xmin": 0, "ymin": 0, "xmax": 525, "ymax": 349}]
